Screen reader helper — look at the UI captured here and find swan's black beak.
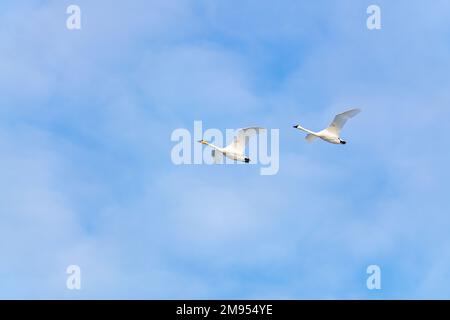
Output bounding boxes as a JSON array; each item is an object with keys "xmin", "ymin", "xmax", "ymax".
[
  {"xmin": 340, "ymin": 140, "xmax": 347, "ymax": 145},
  {"xmin": 244, "ymin": 158, "xmax": 250, "ymax": 163},
  {"xmin": 293, "ymin": 125, "xmax": 299, "ymax": 128}
]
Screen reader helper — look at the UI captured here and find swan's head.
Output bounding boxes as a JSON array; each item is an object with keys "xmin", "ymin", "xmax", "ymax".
[{"xmin": 198, "ymin": 139, "xmax": 208, "ymax": 145}]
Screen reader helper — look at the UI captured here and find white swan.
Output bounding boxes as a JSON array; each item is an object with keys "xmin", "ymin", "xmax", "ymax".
[
  {"xmin": 198, "ymin": 127, "xmax": 266, "ymax": 163},
  {"xmin": 293, "ymin": 108, "xmax": 361, "ymax": 144}
]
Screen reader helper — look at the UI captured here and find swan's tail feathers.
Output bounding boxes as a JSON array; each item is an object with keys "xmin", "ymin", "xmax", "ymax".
[{"xmin": 305, "ymin": 134, "xmax": 318, "ymax": 142}]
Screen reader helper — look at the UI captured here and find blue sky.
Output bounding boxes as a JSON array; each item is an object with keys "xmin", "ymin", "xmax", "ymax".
[{"xmin": 1, "ymin": 0, "xmax": 450, "ymax": 299}]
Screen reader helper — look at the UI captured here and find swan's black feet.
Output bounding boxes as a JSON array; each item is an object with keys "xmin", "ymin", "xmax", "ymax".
[{"xmin": 244, "ymin": 158, "xmax": 250, "ymax": 163}]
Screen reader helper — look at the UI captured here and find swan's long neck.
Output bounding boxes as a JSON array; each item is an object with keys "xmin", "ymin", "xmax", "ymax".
[
  {"xmin": 205, "ymin": 142, "xmax": 223, "ymax": 152},
  {"xmin": 295, "ymin": 125, "xmax": 318, "ymax": 136}
]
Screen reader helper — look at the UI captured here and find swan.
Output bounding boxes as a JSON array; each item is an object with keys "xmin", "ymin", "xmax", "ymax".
[
  {"xmin": 293, "ymin": 108, "xmax": 361, "ymax": 144},
  {"xmin": 198, "ymin": 127, "xmax": 266, "ymax": 163}
]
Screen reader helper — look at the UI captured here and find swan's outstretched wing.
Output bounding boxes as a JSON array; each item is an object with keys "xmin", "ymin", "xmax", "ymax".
[
  {"xmin": 211, "ymin": 149, "xmax": 224, "ymax": 164},
  {"xmin": 226, "ymin": 127, "xmax": 266, "ymax": 153},
  {"xmin": 305, "ymin": 133, "xmax": 318, "ymax": 142},
  {"xmin": 327, "ymin": 108, "xmax": 361, "ymax": 135}
]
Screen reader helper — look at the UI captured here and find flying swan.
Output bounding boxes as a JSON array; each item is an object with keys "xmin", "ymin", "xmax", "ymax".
[
  {"xmin": 293, "ymin": 108, "xmax": 361, "ymax": 144},
  {"xmin": 198, "ymin": 127, "xmax": 266, "ymax": 163}
]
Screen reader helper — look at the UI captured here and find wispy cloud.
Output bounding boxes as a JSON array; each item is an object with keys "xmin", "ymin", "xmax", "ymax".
[{"xmin": 1, "ymin": 0, "xmax": 450, "ymax": 299}]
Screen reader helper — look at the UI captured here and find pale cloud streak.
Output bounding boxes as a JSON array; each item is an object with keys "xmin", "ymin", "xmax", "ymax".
[{"xmin": 1, "ymin": 0, "xmax": 450, "ymax": 299}]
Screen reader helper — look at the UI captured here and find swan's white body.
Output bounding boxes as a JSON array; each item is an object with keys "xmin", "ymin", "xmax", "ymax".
[
  {"xmin": 199, "ymin": 127, "xmax": 266, "ymax": 163},
  {"xmin": 293, "ymin": 108, "xmax": 361, "ymax": 144}
]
